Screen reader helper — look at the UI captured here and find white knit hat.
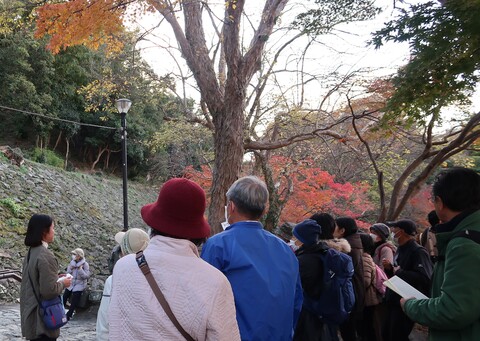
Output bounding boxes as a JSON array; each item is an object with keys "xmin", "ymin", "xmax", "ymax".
[
  {"xmin": 71, "ymin": 248, "xmax": 84, "ymax": 259},
  {"xmin": 114, "ymin": 228, "xmax": 149, "ymax": 255}
]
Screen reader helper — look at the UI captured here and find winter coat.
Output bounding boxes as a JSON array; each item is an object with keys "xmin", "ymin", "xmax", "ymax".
[
  {"xmin": 201, "ymin": 221, "xmax": 303, "ymax": 341},
  {"xmin": 362, "ymin": 252, "xmax": 382, "ymax": 307},
  {"xmin": 322, "ymin": 238, "xmax": 352, "ymax": 254},
  {"xmin": 20, "ymin": 244, "xmax": 66, "ymax": 340},
  {"xmin": 372, "ymin": 242, "xmax": 396, "ymax": 271},
  {"xmin": 384, "ymin": 239, "xmax": 433, "ymax": 306},
  {"xmin": 344, "ymin": 233, "xmax": 366, "ymax": 313},
  {"xmin": 404, "ymin": 210, "xmax": 480, "ymax": 341},
  {"xmin": 293, "ymin": 243, "xmax": 326, "ymax": 341},
  {"xmin": 66, "ymin": 258, "xmax": 90, "ymax": 292},
  {"xmin": 109, "ymin": 235, "xmax": 240, "ymax": 341},
  {"xmin": 96, "ymin": 275, "xmax": 112, "ymax": 341}
]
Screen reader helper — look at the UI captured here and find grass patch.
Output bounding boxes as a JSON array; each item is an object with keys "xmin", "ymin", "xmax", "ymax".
[{"xmin": 0, "ymin": 198, "xmax": 24, "ymax": 218}]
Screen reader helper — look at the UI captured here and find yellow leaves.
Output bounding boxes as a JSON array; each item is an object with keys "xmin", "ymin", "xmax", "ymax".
[
  {"xmin": 78, "ymin": 79, "xmax": 119, "ymax": 114},
  {"xmin": 35, "ymin": 0, "xmax": 126, "ymax": 54}
]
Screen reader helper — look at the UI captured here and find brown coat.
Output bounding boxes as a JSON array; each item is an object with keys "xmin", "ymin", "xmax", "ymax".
[
  {"xmin": 20, "ymin": 245, "xmax": 66, "ymax": 340},
  {"xmin": 362, "ymin": 252, "xmax": 382, "ymax": 307}
]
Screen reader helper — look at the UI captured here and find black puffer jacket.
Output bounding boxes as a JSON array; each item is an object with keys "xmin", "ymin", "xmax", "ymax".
[
  {"xmin": 385, "ymin": 239, "xmax": 433, "ymax": 306},
  {"xmin": 295, "ymin": 243, "xmax": 326, "ymax": 299}
]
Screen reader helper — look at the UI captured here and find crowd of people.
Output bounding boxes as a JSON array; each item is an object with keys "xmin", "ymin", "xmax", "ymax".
[{"xmin": 19, "ymin": 167, "xmax": 480, "ymax": 341}]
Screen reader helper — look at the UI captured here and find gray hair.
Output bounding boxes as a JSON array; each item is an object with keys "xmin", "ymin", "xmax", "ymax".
[{"xmin": 226, "ymin": 176, "xmax": 269, "ymax": 220}]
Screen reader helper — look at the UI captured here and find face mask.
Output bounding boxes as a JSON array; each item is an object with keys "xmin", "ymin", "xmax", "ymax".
[
  {"xmin": 71, "ymin": 255, "xmax": 77, "ymax": 261},
  {"xmin": 393, "ymin": 231, "xmax": 401, "ymax": 244},
  {"xmin": 289, "ymin": 240, "xmax": 299, "ymax": 252},
  {"xmin": 370, "ymin": 233, "xmax": 380, "ymax": 243},
  {"xmin": 221, "ymin": 205, "xmax": 230, "ymax": 230}
]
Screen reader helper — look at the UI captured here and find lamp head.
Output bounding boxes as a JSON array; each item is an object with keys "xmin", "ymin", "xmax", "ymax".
[{"xmin": 116, "ymin": 99, "xmax": 132, "ymax": 114}]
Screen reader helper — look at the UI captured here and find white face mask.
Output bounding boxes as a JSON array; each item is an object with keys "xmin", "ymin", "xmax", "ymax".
[
  {"xmin": 370, "ymin": 233, "xmax": 380, "ymax": 243},
  {"xmin": 221, "ymin": 205, "xmax": 230, "ymax": 230},
  {"xmin": 71, "ymin": 255, "xmax": 77, "ymax": 261},
  {"xmin": 289, "ymin": 240, "xmax": 299, "ymax": 252}
]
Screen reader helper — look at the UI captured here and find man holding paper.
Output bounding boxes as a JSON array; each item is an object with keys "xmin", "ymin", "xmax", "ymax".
[
  {"xmin": 401, "ymin": 167, "xmax": 480, "ymax": 341},
  {"xmin": 382, "ymin": 219, "xmax": 433, "ymax": 341}
]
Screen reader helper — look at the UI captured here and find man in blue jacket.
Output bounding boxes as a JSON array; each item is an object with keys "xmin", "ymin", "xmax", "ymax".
[{"xmin": 201, "ymin": 176, "xmax": 303, "ymax": 341}]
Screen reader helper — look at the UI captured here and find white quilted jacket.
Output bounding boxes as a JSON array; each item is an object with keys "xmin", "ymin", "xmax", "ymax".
[{"xmin": 108, "ymin": 235, "xmax": 240, "ymax": 341}]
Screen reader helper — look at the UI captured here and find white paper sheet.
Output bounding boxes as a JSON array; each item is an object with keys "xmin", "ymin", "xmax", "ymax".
[{"xmin": 384, "ymin": 275, "xmax": 429, "ymax": 299}]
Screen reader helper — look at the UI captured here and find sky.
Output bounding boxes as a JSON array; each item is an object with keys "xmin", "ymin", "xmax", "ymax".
[{"xmin": 131, "ymin": 0, "xmax": 478, "ymax": 118}]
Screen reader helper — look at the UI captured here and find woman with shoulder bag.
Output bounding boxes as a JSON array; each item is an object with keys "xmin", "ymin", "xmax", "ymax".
[{"xmin": 20, "ymin": 214, "xmax": 72, "ymax": 341}]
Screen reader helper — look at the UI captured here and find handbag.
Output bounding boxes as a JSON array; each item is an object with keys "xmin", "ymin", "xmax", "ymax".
[
  {"xmin": 27, "ymin": 249, "xmax": 68, "ymax": 330},
  {"xmin": 136, "ymin": 251, "xmax": 195, "ymax": 341}
]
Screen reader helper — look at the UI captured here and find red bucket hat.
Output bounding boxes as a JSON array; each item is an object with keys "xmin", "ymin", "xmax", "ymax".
[{"xmin": 141, "ymin": 178, "xmax": 210, "ymax": 239}]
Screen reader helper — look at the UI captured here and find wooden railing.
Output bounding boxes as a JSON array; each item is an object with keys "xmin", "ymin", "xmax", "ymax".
[{"xmin": 0, "ymin": 269, "xmax": 22, "ymax": 282}]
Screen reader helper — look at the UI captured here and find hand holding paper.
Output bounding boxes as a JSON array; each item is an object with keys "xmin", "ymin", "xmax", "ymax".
[
  {"xmin": 384, "ymin": 275, "xmax": 428, "ymax": 300},
  {"xmin": 57, "ymin": 273, "xmax": 73, "ymax": 283}
]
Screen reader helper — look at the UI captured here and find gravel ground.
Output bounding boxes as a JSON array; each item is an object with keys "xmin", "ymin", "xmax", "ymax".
[
  {"xmin": 0, "ymin": 303, "xmax": 427, "ymax": 341},
  {"xmin": 0, "ymin": 303, "xmax": 98, "ymax": 341}
]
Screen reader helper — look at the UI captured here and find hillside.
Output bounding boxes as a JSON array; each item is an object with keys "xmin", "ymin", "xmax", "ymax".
[{"xmin": 0, "ymin": 156, "xmax": 158, "ymax": 303}]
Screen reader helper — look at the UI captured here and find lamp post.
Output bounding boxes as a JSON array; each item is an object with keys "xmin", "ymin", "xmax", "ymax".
[{"xmin": 116, "ymin": 98, "xmax": 132, "ymax": 231}]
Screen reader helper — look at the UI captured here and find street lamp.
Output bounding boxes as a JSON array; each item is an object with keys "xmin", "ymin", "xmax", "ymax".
[{"xmin": 116, "ymin": 98, "xmax": 132, "ymax": 231}]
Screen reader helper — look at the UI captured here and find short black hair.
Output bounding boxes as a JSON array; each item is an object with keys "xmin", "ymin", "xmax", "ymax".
[
  {"xmin": 335, "ymin": 217, "xmax": 358, "ymax": 237},
  {"xmin": 433, "ymin": 167, "xmax": 480, "ymax": 212},
  {"xmin": 427, "ymin": 210, "xmax": 439, "ymax": 227},
  {"xmin": 359, "ymin": 232, "xmax": 375, "ymax": 254},
  {"xmin": 24, "ymin": 214, "xmax": 53, "ymax": 247},
  {"xmin": 310, "ymin": 212, "xmax": 335, "ymax": 239}
]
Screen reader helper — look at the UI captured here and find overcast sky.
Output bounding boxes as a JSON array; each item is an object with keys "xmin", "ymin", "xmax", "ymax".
[{"xmin": 132, "ymin": 0, "xmax": 478, "ymax": 115}]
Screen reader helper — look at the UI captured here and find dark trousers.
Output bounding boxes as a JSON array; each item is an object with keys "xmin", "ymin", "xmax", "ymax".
[
  {"xmin": 62, "ymin": 289, "xmax": 82, "ymax": 319},
  {"xmin": 382, "ymin": 304, "xmax": 414, "ymax": 341},
  {"xmin": 30, "ymin": 336, "xmax": 56, "ymax": 341},
  {"xmin": 360, "ymin": 305, "xmax": 377, "ymax": 341},
  {"xmin": 339, "ymin": 311, "xmax": 361, "ymax": 341}
]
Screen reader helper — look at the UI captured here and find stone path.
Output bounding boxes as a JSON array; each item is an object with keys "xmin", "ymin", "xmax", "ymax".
[
  {"xmin": 0, "ymin": 304, "xmax": 98, "ymax": 341},
  {"xmin": 0, "ymin": 303, "xmax": 427, "ymax": 341}
]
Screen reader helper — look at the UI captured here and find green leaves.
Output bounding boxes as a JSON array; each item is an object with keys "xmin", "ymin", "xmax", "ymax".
[
  {"xmin": 371, "ymin": 0, "xmax": 480, "ymax": 122},
  {"xmin": 292, "ymin": 0, "xmax": 381, "ymax": 35}
]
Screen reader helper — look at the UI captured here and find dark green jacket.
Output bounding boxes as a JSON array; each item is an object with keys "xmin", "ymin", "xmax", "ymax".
[{"xmin": 404, "ymin": 210, "xmax": 480, "ymax": 341}]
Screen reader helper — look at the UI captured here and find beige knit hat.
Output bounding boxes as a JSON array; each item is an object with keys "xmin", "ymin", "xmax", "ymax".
[
  {"xmin": 114, "ymin": 228, "xmax": 149, "ymax": 255},
  {"xmin": 71, "ymin": 248, "xmax": 84, "ymax": 259}
]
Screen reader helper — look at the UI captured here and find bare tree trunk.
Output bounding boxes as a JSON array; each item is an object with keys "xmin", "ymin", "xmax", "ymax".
[
  {"xmin": 64, "ymin": 137, "xmax": 70, "ymax": 170},
  {"xmin": 208, "ymin": 102, "xmax": 245, "ymax": 234},
  {"xmin": 105, "ymin": 149, "xmax": 111, "ymax": 170},
  {"xmin": 91, "ymin": 146, "xmax": 108, "ymax": 171},
  {"xmin": 54, "ymin": 131, "xmax": 62, "ymax": 151}
]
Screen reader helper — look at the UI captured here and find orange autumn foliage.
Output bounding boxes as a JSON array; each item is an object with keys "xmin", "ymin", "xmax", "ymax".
[
  {"xmin": 269, "ymin": 156, "xmax": 374, "ymax": 228},
  {"xmin": 35, "ymin": 0, "xmax": 126, "ymax": 54},
  {"xmin": 184, "ymin": 157, "xmax": 375, "ymax": 228}
]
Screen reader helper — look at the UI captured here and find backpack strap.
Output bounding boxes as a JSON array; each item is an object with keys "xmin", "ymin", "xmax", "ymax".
[
  {"xmin": 453, "ymin": 229, "xmax": 480, "ymax": 244},
  {"xmin": 136, "ymin": 251, "xmax": 194, "ymax": 341},
  {"xmin": 437, "ymin": 229, "xmax": 480, "ymax": 262}
]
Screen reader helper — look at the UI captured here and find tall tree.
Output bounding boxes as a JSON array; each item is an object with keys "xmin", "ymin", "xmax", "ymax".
[{"xmin": 33, "ymin": 0, "xmax": 380, "ymax": 233}]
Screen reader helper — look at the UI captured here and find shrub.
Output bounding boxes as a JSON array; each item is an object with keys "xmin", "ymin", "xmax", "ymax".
[{"xmin": 29, "ymin": 148, "xmax": 64, "ymax": 168}]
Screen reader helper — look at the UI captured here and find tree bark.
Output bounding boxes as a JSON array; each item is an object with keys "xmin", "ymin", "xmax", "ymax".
[
  {"xmin": 64, "ymin": 137, "xmax": 69, "ymax": 170},
  {"xmin": 54, "ymin": 131, "xmax": 62, "ymax": 151},
  {"xmin": 91, "ymin": 145, "xmax": 108, "ymax": 171},
  {"xmin": 152, "ymin": 0, "xmax": 290, "ymax": 233}
]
